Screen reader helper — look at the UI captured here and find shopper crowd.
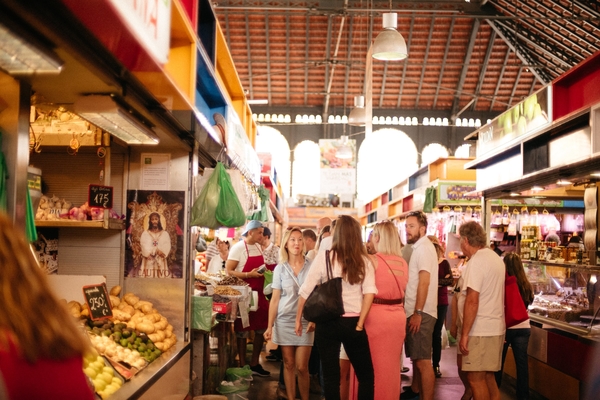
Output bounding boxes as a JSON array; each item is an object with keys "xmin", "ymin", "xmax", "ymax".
[{"xmin": 228, "ymin": 214, "xmax": 533, "ymax": 400}]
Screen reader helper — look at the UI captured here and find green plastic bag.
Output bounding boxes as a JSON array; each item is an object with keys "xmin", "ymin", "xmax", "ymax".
[
  {"xmin": 191, "ymin": 296, "xmax": 214, "ymax": 332},
  {"xmin": 215, "ymin": 162, "xmax": 246, "ymax": 227},
  {"xmin": 191, "ymin": 167, "xmax": 221, "ymax": 229},
  {"xmin": 249, "ymin": 185, "xmax": 270, "ymax": 222},
  {"xmin": 225, "ymin": 365, "xmax": 253, "ymax": 381}
]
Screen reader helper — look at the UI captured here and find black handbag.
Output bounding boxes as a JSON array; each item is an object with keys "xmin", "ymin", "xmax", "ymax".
[{"xmin": 303, "ymin": 250, "xmax": 345, "ymax": 323}]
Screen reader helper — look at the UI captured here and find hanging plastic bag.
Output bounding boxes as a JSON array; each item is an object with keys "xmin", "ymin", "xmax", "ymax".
[
  {"xmin": 215, "ymin": 163, "xmax": 246, "ymax": 227},
  {"xmin": 249, "ymin": 185, "xmax": 270, "ymax": 222},
  {"xmin": 190, "ymin": 166, "xmax": 221, "ymax": 229}
]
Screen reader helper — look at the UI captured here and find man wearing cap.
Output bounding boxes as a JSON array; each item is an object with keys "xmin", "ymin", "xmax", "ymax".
[{"xmin": 226, "ymin": 220, "xmax": 271, "ymax": 376}]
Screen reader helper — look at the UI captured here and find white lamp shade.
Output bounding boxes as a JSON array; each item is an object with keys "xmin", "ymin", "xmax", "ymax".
[
  {"xmin": 372, "ymin": 29, "xmax": 408, "ymax": 61},
  {"xmin": 372, "ymin": 14, "xmax": 407, "ymax": 61},
  {"xmin": 348, "ymin": 106, "xmax": 366, "ymax": 126}
]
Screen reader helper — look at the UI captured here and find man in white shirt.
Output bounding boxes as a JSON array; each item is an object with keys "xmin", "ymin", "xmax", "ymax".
[
  {"xmin": 302, "ymin": 229, "xmax": 317, "ymax": 260},
  {"xmin": 402, "ymin": 211, "xmax": 438, "ymax": 400},
  {"xmin": 458, "ymin": 221, "xmax": 505, "ymax": 400}
]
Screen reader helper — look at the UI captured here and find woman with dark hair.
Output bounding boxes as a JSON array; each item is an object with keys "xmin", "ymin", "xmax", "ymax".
[
  {"xmin": 0, "ymin": 213, "xmax": 94, "ymax": 399},
  {"xmin": 428, "ymin": 236, "xmax": 453, "ymax": 379},
  {"xmin": 495, "ymin": 252, "xmax": 534, "ymax": 400},
  {"xmin": 296, "ymin": 215, "xmax": 377, "ymax": 400}
]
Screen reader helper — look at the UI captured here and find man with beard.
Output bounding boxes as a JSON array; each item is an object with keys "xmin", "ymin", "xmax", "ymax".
[
  {"xmin": 401, "ymin": 211, "xmax": 438, "ymax": 400},
  {"xmin": 140, "ymin": 212, "xmax": 171, "ymax": 277}
]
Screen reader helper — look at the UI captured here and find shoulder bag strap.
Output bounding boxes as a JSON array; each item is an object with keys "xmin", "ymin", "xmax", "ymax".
[
  {"xmin": 376, "ymin": 253, "xmax": 404, "ymax": 298},
  {"xmin": 325, "ymin": 250, "xmax": 333, "ymax": 281}
]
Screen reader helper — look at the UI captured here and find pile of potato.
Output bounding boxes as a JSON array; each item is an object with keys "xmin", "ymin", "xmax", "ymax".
[{"xmin": 108, "ymin": 286, "xmax": 177, "ymax": 352}]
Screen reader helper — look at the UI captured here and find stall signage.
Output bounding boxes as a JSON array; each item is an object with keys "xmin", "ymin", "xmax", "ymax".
[
  {"xmin": 82, "ymin": 283, "xmax": 113, "ymax": 320},
  {"xmin": 225, "ymin": 107, "xmax": 261, "ymax": 185},
  {"xmin": 107, "ymin": 0, "xmax": 172, "ymax": 65},
  {"xmin": 473, "ymin": 86, "xmax": 552, "ymax": 159},
  {"xmin": 437, "ymin": 182, "xmax": 481, "ymax": 204},
  {"xmin": 89, "ymin": 185, "xmax": 113, "ymax": 209}
]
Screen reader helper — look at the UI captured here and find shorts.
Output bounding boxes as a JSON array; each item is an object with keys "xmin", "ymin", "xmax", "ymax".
[
  {"xmin": 461, "ymin": 335, "xmax": 504, "ymax": 372},
  {"xmin": 405, "ymin": 313, "xmax": 436, "ymax": 360},
  {"xmin": 236, "ymin": 328, "xmax": 266, "ymax": 339}
]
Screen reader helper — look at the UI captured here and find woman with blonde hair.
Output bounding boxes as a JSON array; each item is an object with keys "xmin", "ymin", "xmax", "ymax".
[
  {"xmin": 0, "ymin": 213, "xmax": 94, "ymax": 399},
  {"xmin": 264, "ymin": 227, "xmax": 314, "ymax": 400},
  {"xmin": 363, "ymin": 220, "xmax": 408, "ymax": 400},
  {"xmin": 296, "ymin": 215, "xmax": 377, "ymax": 400}
]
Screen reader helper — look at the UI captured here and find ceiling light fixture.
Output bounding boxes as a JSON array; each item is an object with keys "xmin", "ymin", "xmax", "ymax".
[
  {"xmin": 247, "ymin": 99, "xmax": 269, "ymax": 105},
  {"xmin": 556, "ymin": 180, "xmax": 572, "ymax": 185},
  {"xmin": 0, "ymin": 22, "xmax": 63, "ymax": 74},
  {"xmin": 372, "ymin": 13, "xmax": 408, "ymax": 61},
  {"xmin": 336, "ymin": 135, "xmax": 353, "ymax": 159},
  {"xmin": 531, "ymin": 186, "xmax": 544, "ymax": 192},
  {"xmin": 348, "ymin": 95, "xmax": 366, "ymax": 126},
  {"xmin": 74, "ymin": 95, "xmax": 159, "ymax": 145}
]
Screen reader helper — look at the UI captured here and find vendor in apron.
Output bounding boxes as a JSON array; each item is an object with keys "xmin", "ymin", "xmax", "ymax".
[{"xmin": 225, "ymin": 220, "xmax": 272, "ymax": 377}]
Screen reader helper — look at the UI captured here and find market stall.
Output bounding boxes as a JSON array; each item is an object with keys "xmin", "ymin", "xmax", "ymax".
[{"xmin": 464, "ymin": 51, "xmax": 600, "ymax": 399}]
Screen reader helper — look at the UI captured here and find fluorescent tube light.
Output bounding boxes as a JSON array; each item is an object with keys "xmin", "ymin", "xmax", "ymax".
[
  {"xmin": 74, "ymin": 95, "xmax": 159, "ymax": 145},
  {"xmin": 247, "ymin": 99, "xmax": 269, "ymax": 105},
  {"xmin": 0, "ymin": 23, "xmax": 63, "ymax": 74}
]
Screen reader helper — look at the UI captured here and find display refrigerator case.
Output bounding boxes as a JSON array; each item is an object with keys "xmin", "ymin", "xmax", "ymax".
[{"xmin": 523, "ymin": 260, "xmax": 600, "ymax": 336}]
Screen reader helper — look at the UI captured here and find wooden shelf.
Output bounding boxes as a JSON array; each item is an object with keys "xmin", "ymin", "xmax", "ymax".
[{"xmin": 35, "ymin": 219, "xmax": 125, "ymax": 230}]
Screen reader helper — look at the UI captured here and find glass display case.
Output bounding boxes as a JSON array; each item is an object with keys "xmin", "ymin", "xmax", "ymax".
[{"xmin": 523, "ymin": 260, "xmax": 600, "ymax": 335}]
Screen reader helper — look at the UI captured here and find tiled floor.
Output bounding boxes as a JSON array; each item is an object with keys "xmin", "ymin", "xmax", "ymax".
[{"xmin": 219, "ymin": 342, "xmax": 541, "ymax": 400}]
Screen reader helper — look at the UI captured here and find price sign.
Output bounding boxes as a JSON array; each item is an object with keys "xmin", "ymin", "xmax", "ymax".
[
  {"xmin": 88, "ymin": 184, "xmax": 113, "ymax": 209},
  {"xmin": 82, "ymin": 283, "xmax": 113, "ymax": 321}
]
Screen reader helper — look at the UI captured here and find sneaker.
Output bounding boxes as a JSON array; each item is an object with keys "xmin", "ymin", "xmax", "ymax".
[
  {"xmin": 400, "ymin": 387, "xmax": 420, "ymax": 400},
  {"xmin": 250, "ymin": 363, "xmax": 271, "ymax": 376}
]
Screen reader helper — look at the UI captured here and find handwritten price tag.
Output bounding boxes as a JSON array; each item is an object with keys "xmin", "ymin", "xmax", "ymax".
[
  {"xmin": 82, "ymin": 283, "xmax": 113, "ymax": 321},
  {"xmin": 88, "ymin": 185, "xmax": 113, "ymax": 209}
]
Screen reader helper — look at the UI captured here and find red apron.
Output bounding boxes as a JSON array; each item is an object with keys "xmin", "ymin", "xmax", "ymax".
[{"xmin": 234, "ymin": 242, "xmax": 269, "ymax": 331}]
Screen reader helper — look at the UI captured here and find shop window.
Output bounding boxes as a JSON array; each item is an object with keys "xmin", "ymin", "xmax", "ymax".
[
  {"xmin": 421, "ymin": 143, "xmax": 449, "ymax": 167},
  {"xmin": 256, "ymin": 126, "xmax": 291, "ymax": 197},
  {"xmin": 292, "ymin": 140, "xmax": 321, "ymax": 198},
  {"xmin": 357, "ymin": 128, "xmax": 418, "ymax": 201}
]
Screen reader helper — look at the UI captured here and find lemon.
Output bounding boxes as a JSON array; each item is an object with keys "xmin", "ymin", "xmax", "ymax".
[
  {"xmin": 84, "ymin": 367, "xmax": 97, "ymax": 379},
  {"xmin": 93, "ymin": 379, "xmax": 107, "ymax": 392},
  {"xmin": 111, "ymin": 377, "xmax": 122, "ymax": 387}
]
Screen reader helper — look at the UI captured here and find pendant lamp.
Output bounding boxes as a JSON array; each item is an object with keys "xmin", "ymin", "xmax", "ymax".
[
  {"xmin": 348, "ymin": 95, "xmax": 366, "ymax": 126},
  {"xmin": 336, "ymin": 135, "xmax": 353, "ymax": 159},
  {"xmin": 372, "ymin": 13, "xmax": 407, "ymax": 61}
]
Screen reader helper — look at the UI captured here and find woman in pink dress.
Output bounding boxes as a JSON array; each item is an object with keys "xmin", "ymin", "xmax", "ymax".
[{"xmin": 364, "ymin": 220, "xmax": 408, "ymax": 400}]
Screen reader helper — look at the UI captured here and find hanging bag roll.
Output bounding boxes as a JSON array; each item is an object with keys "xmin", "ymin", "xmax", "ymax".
[
  {"xmin": 303, "ymin": 250, "xmax": 345, "ymax": 323},
  {"xmin": 505, "ymin": 273, "xmax": 529, "ymax": 328}
]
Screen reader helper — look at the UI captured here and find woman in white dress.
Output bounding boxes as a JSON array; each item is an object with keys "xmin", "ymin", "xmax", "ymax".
[{"xmin": 264, "ymin": 227, "xmax": 314, "ymax": 400}]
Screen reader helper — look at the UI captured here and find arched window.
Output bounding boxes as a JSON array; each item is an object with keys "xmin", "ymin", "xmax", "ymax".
[
  {"xmin": 357, "ymin": 128, "xmax": 418, "ymax": 201},
  {"xmin": 455, "ymin": 143, "xmax": 472, "ymax": 158},
  {"xmin": 256, "ymin": 126, "xmax": 291, "ymax": 197},
  {"xmin": 421, "ymin": 143, "xmax": 449, "ymax": 167},
  {"xmin": 292, "ymin": 140, "xmax": 321, "ymax": 198}
]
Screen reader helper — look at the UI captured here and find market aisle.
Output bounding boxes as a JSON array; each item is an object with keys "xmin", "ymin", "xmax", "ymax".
[{"xmin": 238, "ymin": 342, "xmax": 536, "ymax": 400}]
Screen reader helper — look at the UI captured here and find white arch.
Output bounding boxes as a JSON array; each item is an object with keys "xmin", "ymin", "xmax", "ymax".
[
  {"xmin": 357, "ymin": 128, "xmax": 418, "ymax": 201},
  {"xmin": 256, "ymin": 126, "xmax": 291, "ymax": 197},
  {"xmin": 421, "ymin": 143, "xmax": 449, "ymax": 167},
  {"xmin": 292, "ymin": 140, "xmax": 321, "ymax": 198},
  {"xmin": 455, "ymin": 143, "xmax": 472, "ymax": 158}
]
